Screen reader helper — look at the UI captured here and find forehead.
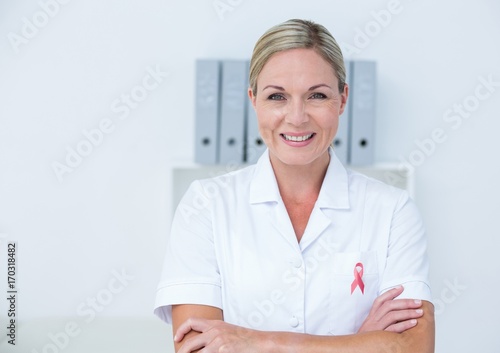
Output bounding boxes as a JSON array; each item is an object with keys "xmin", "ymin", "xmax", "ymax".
[{"xmin": 258, "ymin": 48, "xmax": 337, "ymax": 87}]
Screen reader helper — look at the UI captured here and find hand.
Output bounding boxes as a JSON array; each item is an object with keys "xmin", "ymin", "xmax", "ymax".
[
  {"xmin": 174, "ymin": 318, "xmax": 267, "ymax": 353},
  {"xmin": 358, "ymin": 285, "xmax": 424, "ymax": 333}
]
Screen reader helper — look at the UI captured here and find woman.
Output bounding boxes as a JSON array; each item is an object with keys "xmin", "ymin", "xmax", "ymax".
[{"xmin": 155, "ymin": 19, "xmax": 435, "ymax": 352}]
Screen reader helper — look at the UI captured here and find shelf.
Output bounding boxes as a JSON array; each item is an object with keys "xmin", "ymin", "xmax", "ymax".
[{"xmin": 171, "ymin": 163, "xmax": 413, "ymax": 211}]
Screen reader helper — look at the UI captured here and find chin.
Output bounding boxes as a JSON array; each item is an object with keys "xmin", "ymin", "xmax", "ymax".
[{"xmin": 272, "ymin": 148, "xmax": 327, "ymax": 167}]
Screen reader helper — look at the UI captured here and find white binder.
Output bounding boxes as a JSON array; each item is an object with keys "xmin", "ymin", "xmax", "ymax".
[
  {"xmin": 194, "ymin": 60, "xmax": 221, "ymax": 164},
  {"xmin": 219, "ymin": 60, "xmax": 248, "ymax": 165},
  {"xmin": 349, "ymin": 61, "xmax": 376, "ymax": 166},
  {"xmin": 333, "ymin": 60, "xmax": 351, "ymax": 165}
]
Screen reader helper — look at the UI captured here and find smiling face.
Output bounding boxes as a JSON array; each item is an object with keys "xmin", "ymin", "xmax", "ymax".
[{"xmin": 249, "ymin": 48, "xmax": 348, "ymax": 169}]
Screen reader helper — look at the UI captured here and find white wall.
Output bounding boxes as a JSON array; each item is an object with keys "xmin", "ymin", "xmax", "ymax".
[{"xmin": 0, "ymin": 0, "xmax": 499, "ymax": 352}]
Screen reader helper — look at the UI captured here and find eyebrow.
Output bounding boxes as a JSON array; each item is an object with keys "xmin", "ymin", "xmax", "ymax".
[{"xmin": 262, "ymin": 83, "xmax": 332, "ymax": 91}]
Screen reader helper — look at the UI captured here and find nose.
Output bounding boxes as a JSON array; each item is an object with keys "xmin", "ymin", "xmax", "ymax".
[{"xmin": 284, "ymin": 99, "xmax": 308, "ymax": 126}]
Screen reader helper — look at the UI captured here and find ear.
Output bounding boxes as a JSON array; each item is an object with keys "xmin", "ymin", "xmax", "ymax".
[
  {"xmin": 338, "ymin": 83, "xmax": 349, "ymax": 115},
  {"xmin": 248, "ymin": 87, "xmax": 257, "ymax": 109}
]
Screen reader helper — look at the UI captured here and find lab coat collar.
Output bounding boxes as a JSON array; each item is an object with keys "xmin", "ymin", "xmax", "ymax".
[
  {"xmin": 316, "ymin": 148, "xmax": 350, "ymax": 210},
  {"xmin": 249, "ymin": 149, "xmax": 281, "ymax": 204},
  {"xmin": 249, "ymin": 148, "xmax": 350, "ymax": 210}
]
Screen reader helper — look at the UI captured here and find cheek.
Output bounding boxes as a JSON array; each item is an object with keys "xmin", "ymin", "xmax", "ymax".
[
  {"xmin": 315, "ymin": 112, "xmax": 340, "ymax": 141},
  {"xmin": 256, "ymin": 106, "xmax": 281, "ymax": 131},
  {"xmin": 256, "ymin": 117, "xmax": 274, "ymax": 142},
  {"xmin": 310, "ymin": 106, "xmax": 339, "ymax": 127},
  {"xmin": 325, "ymin": 116, "xmax": 340, "ymax": 134},
  {"xmin": 264, "ymin": 105, "xmax": 284, "ymax": 116}
]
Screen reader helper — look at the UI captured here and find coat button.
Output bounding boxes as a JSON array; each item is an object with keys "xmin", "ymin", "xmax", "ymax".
[
  {"xmin": 292, "ymin": 258, "xmax": 302, "ymax": 268},
  {"xmin": 289, "ymin": 316, "xmax": 299, "ymax": 328}
]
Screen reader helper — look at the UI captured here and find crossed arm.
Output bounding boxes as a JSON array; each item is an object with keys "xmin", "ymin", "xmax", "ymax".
[{"xmin": 172, "ymin": 286, "xmax": 435, "ymax": 353}]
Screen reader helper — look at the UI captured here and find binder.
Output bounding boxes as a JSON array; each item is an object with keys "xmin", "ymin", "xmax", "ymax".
[
  {"xmin": 194, "ymin": 60, "xmax": 221, "ymax": 164},
  {"xmin": 219, "ymin": 60, "xmax": 248, "ymax": 165},
  {"xmin": 333, "ymin": 60, "xmax": 351, "ymax": 164},
  {"xmin": 245, "ymin": 89, "xmax": 266, "ymax": 164},
  {"xmin": 349, "ymin": 61, "xmax": 376, "ymax": 166}
]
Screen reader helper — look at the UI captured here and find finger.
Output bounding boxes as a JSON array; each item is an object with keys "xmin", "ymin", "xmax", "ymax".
[
  {"xmin": 177, "ymin": 333, "xmax": 208, "ymax": 353},
  {"xmin": 175, "ymin": 318, "xmax": 210, "ymax": 342},
  {"xmin": 178, "ymin": 326, "xmax": 226, "ymax": 353},
  {"xmin": 381, "ymin": 285, "xmax": 405, "ymax": 301},
  {"xmin": 383, "ymin": 298, "xmax": 422, "ymax": 313},
  {"xmin": 382, "ymin": 298, "xmax": 423, "ymax": 312},
  {"xmin": 378, "ymin": 308, "xmax": 424, "ymax": 329},
  {"xmin": 385, "ymin": 318, "xmax": 418, "ymax": 333},
  {"xmin": 371, "ymin": 286, "xmax": 405, "ymax": 312},
  {"xmin": 373, "ymin": 299, "xmax": 422, "ymax": 322}
]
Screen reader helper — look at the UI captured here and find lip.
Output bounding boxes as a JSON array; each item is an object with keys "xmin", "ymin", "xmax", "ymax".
[{"xmin": 280, "ymin": 132, "xmax": 316, "ymax": 147}]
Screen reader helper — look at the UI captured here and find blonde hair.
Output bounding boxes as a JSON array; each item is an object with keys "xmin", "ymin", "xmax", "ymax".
[{"xmin": 249, "ymin": 19, "xmax": 346, "ymax": 95}]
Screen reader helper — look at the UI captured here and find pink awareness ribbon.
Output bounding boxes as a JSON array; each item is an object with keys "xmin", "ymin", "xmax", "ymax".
[{"xmin": 350, "ymin": 262, "xmax": 365, "ymax": 294}]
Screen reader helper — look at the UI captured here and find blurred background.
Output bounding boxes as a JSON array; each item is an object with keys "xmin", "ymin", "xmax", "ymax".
[{"xmin": 0, "ymin": 0, "xmax": 499, "ymax": 352}]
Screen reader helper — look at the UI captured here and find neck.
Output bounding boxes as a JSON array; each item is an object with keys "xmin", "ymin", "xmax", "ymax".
[{"xmin": 270, "ymin": 150, "xmax": 330, "ymax": 203}]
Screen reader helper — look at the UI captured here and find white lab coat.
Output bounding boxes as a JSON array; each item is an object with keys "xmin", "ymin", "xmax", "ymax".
[{"xmin": 154, "ymin": 148, "xmax": 432, "ymax": 335}]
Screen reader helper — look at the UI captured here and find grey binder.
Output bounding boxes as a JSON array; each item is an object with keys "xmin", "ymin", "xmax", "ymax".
[
  {"xmin": 349, "ymin": 61, "xmax": 376, "ymax": 166},
  {"xmin": 333, "ymin": 60, "xmax": 351, "ymax": 164},
  {"xmin": 194, "ymin": 60, "xmax": 221, "ymax": 164},
  {"xmin": 219, "ymin": 60, "xmax": 248, "ymax": 165},
  {"xmin": 245, "ymin": 91, "xmax": 266, "ymax": 164}
]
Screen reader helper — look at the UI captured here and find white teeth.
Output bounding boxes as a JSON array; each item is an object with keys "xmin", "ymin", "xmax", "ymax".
[{"xmin": 282, "ymin": 133, "xmax": 313, "ymax": 142}]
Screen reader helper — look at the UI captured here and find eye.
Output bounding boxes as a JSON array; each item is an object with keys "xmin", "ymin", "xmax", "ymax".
[
  {"xmin": 267, "ymin": 93, "xmax": 286, "ymax": 101},
  {"xmin": 310, "ymin": 92, "xmax": 327, "ymax": 99}
]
